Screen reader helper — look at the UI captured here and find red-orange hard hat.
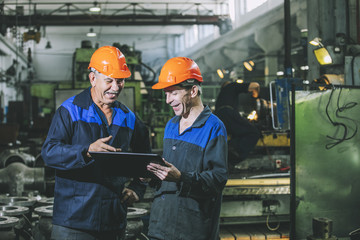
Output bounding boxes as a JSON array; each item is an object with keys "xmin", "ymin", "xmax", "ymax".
[
  {"xmin": 88, "ymin": 46, "xmax": 131, "ymax": 78},
  {"xmin": 152, "ymin": 57, "xmax": 203, "ymax": 89}
]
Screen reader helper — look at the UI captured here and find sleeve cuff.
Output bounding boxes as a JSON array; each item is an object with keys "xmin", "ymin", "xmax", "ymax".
[{"xmin": 178, "ymin": 172, "xmax": 192, "ymax": 197}]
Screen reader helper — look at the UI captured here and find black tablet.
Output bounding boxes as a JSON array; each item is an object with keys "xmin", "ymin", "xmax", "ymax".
[{"xmin": 89, "ymin": 151, "xmax": 164, "ymax": 178}]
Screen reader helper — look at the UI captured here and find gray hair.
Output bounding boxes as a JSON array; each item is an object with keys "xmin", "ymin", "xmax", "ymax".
[{"xmin": 90, "ymin": 67, "xmax": 100, "ymax": 75}]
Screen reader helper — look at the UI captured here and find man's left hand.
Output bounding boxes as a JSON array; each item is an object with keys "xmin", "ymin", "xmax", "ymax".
[
  {"xmin": 121, "ymin": 188, "xmax": 139, "ymax": 206},
  {"xmin": 147, "ymin": 159, "xmax": 181, "ymax": 182}
]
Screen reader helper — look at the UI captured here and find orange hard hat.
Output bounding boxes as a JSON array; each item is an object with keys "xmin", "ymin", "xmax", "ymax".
[
  {"xmin": 88, "ymin": 46, "xmax": 131, "ymax": 78},
  {"xmin": 152, "ymin": 57, "xmax": 203, "ymax": 89}
]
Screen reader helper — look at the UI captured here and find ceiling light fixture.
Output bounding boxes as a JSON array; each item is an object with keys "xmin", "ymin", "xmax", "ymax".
[
  {"xmin": 89, "ymin": 1, "xmax": 101, "ymax": 12},
  {"xmin": 87, "ymin": 28, "xmax": 97, "ymax": 37},
  {"xmin": 243, "ymin": 60, "xmax": 255, "ymax": 71},
  {"xmin": 217, "ymin": 69, "xmax": 224, "ymax": 79}
]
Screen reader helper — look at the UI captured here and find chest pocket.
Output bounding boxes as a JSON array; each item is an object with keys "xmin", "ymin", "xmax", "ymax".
[
  {"xmin": 168, "ymin": 141, "xmax": 204, "ymax": 172},
  {"xmin": 111, "ymin": 127, "xmax": 132, "ymax": 151}
]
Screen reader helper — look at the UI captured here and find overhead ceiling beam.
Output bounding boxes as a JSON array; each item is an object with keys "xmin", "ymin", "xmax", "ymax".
[{"xmin": 3, "ymin": 14, "xmax": 221, "ymax": 27}]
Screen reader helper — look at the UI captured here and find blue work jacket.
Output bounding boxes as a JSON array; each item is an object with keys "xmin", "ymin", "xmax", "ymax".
[
  {"xmin": 148, "ymin": 106, "xmax": 228, "ymax": 240},
  {"xmin": 41, "ymin": 87, "xmax": 150, "ymax": 232}
]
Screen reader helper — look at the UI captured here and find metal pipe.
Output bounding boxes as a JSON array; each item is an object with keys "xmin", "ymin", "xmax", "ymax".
[
  {"xmin": 0, "ymin": 162, "xmax": 45, "ymax": 196},
  {"xmin": 290, "ymin": 83, "xmax": 296, "ymax": 240},
  {"xmin": 357, "ymin": 0, "xmax": 360, "ymax": 43},
  {"xmin": 284, "ymin": 0, "xmax": 292, "ymax": 78}
]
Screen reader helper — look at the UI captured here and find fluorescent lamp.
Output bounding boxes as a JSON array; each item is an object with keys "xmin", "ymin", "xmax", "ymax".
[
  {"xmin": 89, "ymin": 2, "xmax": 101, "ymax": 12},
  {"xmin": 243, "ymin": 60, "xmax": 255, "ymax": 71},
  {"xmin": 217, "ymin": 69, "xmax": 224, "ymax": 79},
  {"xmin": 90, "ymin": 6, "xmax": 101, "ymax": 12}
]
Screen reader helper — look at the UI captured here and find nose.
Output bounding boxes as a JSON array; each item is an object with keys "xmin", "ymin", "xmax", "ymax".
[
  {"xmin": 165, "ymin": 93, "xmax": 172, "ymax": 104},
  {"xmin": 112, "ymin": 84, "xmax": 119, "ymax": 92},
  {"xmin": 112, "ymin": 80, "xmax": 122, "ymax": 91}
]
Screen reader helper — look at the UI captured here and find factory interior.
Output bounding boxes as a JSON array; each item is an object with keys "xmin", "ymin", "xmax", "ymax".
[{"xmin": 0, "ymin": 0, "xmax": 359, "ymax": 239}]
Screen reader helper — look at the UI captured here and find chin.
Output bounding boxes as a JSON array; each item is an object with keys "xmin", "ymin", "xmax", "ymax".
[
  {"xmin": 104, "ymin": 99, "xmax": 116, "ymax": 104},
  {"xmin": 174, "ymin": 111, "xmax": 183, "ymax": 116}
]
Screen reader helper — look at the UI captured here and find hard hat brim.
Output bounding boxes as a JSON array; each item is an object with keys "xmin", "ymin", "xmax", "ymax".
[
  {"xmin": 152, "ymin": 81, "xmax": 177, "ymax": 89},
  {"xmin": 108, "ymin": 71, "xmax": 132, "ymax": 79},
  {"xmin": 89, "ymin": 65, "xmax": 131, "ymax": 79}
]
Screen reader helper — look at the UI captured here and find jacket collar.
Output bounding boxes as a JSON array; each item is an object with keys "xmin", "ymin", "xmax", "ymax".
[{"xmin": 171, "ymin": 105, "xmax": 212, "ymax": 128}]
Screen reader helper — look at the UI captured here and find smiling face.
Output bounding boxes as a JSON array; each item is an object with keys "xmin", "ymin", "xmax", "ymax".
[
  {"xmin": 164, "ymin": 85, "xmax": 192, "ymax": 117},
  {"xmin": 89, "ymin": 71, "xmax": 125, "ymax": 106}
]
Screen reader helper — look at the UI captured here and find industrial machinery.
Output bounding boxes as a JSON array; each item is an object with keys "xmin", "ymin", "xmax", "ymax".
[
  {"xmin": 191, "ymin": 82, "xmax": 291, "ymax": 239},
  {"xmin": 72, "ymin": 41, "xmax": 96, "ymax": 84},
  {"xmin": 293, "ymin": 86, "xmax": 360, "ymax": 239},
  {"xmin": 218, "ymin": 130, "xmax": 291, "ymax": 240}
]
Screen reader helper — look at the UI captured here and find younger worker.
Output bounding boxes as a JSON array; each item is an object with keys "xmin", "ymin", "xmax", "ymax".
[{"xmin": 146, "ymin": 57, "xmax": 228, "ymax": 240}]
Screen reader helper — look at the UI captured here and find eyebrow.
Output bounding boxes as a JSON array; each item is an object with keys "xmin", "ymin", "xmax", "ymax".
[
  {"xmin": 164, "ymin": 86, "xmax": 183, "ymax": 91},
  {"xmin": 103, "ymin": 77, "xmax": 124, "ymax": 81}
]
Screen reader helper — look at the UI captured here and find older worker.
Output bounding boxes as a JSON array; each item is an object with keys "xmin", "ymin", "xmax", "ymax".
[{"xmin": 42, "ymin": 46, "xmax": 150, "ymax": 240}]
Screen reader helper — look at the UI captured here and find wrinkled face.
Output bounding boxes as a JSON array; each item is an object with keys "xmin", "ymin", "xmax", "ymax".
[
  {"xmin": 90, "ymin": 71, "xmax": 125, "ymax": 105},
  {"xmin": 164, "ymin": 86, "xmax": 192, "ymax": 116}
]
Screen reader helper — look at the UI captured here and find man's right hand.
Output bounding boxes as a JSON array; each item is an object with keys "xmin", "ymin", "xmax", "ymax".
[{"xmin": 87, "ymin": 136, "xmax": 121, "ymax": 157}]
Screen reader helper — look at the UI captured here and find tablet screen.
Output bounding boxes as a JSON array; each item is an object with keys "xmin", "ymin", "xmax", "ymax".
[{"xmin": 89, "ymin": 152, "xmax": 164, "ymax": 178}]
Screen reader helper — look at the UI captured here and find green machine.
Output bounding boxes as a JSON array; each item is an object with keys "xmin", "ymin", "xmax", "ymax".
[
  {"xmin": 293, "ymin": 86, "xmax": 360, "ymax": 239},
  {"xmin": 73, "ymin": 47, "xmax": 96, "ymax": 83}
]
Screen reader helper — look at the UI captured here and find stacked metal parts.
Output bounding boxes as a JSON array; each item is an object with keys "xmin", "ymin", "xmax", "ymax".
[
  {"xmin": 0, "ymin": 194, "xmax": 149, "ymax": 240},
  {"xmin": 0, "ymin": 149, "xmax": 149, "ymax": 240}
]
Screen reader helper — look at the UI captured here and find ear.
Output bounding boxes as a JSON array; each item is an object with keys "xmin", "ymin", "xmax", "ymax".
[
  {"xmin": 190, "ymin": 85, "xmax": 199, "ymax": 98},
  {"xmin": 89, "ymin": 72, "xmax": 96, "ymax": 87}
]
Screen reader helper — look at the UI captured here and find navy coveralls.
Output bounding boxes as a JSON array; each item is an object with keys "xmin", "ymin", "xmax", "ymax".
[
  {"xmin": 41, "ymin": 87, "xmax": 150, "ymax": 232},
  {"xmin": 148, "ymin": 106, "xmax": 228, "ymax": 240}
]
